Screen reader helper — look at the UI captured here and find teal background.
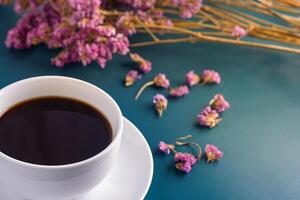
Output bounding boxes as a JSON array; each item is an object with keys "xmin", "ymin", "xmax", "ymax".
[{"xmin": 1, "ymin": 6, "xmax": 300, "ymax": 200}]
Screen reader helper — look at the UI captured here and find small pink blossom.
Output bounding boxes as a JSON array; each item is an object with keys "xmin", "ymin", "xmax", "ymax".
[
  {"xmin": 125, "ymin": 70, "xmax": 141, "ymax": 87},
  {"xmin": 153, "ymin": 94, "xmax": 168, "ymax": 117},
  {"xmin": 209, "ymin": 94, "xmax": 230, "ymax": 113},
  {"xmin": 174, "ymin": 152, "xmax": 197, "ymax": 173},
  {"xmin": 169, "ymin": 85, "xmax": 189, "ymax": 97},
  {"xmin": 202, "ymin": 69, "xmax": 221, "ymax": 84},
  {"xmin": 186, "ymin": 70, "xmax": 201, "ymax": 87},
  {"xmin": 232, "ymin": 26, "xmax": 247, "ymax": 38},
  {"xmin": 197, "ymin": 106, "xmax": 222, "ymax": 128},
  {"xmin": 158, "ymin": 141, "xmax": 174, "ymax": 154},
  {"xmin": 140, "ymin": 60, "xmax": 152, "ymax": 73},
  {"xmin": 205, "ymin": 144, "xmax": 223, "ymax": 162},
  {"xmin": 130, "ymin": 53, "xmax": 152, "ymax": 74},
  {"xmin": 153, "ymin": 73, "xmax": 170, "ymax": 88}
]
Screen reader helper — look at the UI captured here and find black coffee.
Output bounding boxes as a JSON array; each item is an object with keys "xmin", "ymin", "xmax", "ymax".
[{"xmin": 0, "ymin": 97, "xmax": 112, "ymax": 165}]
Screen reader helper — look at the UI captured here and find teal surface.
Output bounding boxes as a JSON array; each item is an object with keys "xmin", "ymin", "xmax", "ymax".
[{"xmin": 1, "ymin": 7, "xmax": 300, "ymax": 200}]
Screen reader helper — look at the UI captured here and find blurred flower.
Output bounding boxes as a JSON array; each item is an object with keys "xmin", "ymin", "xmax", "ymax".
[
  {"xmin": 169, "ymin": 85, "xmax": 189, "ymax": 97},
  {"xmin": 202, "ymin": 69, "xmax": 221, "ymax": 84},
  {"xmin": 186, "ymin": 70, "xmax": 201, "ymax": 87},
  {"xmin": 205, "ymin": 144, "xmax": 223, "ymax": 162},
  {"xmin": 130, "ymin": 53, "xmax": 152, "ymax": 74},
  {"xmin": 232, "ymin": 25, "xmax": 247, "ymax": 38},
  {"xmin": 135, "ymin": 73, "xmax": 169, "ymax": 100},
  {"xmin": 174, "ymin": 152, "xmax": 197, "ymax": 173},
  {"xmin": 158, "ymin": 141, "xmax": 174, "ymax": 154},
  {"xmin": 209, "ymin": 94, "xmax": 230, "ymax": 113},
  {"xmin": 153, "ymin": 73, "xmax": 170, "ymax": 88},
  {"xmin": 153, "ymin": 94, "xmax": 168, "ymax": 117},
  {"xmin": 170, "ymin": 0, "xmax": 203, "ymax": 19},
  {"xmin": 125, "ymin": 70, "xmax": 141, "ymax": 86},
  {"xmin": 197, "ymin": 106, "xmax": 222, "ymax": 128}
]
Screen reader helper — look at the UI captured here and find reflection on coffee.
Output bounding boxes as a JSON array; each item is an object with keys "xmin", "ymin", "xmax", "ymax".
[{"xmin": 0, "ymin": 97, "xmax": 112, "ymax": 165}]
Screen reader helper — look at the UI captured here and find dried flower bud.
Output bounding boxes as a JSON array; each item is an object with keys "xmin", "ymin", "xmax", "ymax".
[
  {"xmin": 125, "ymin": 70, "xmax": 141, "ymax": 87},
  {"xmin": 153, "ymin": 94, "xmax": 168, "ymax": 117},
  {"xmin": 209, "ymin": 94, "xmax": 230, "ymax": 113},
  {"xmin": 205, "ymin": 144, "xmax": 223, "ymax": 162},
  {"xmin": 197, "ymin": 106, "xmax": 222, "ymax": 128},
  {"xmin": 153, "ymin": 73, "xmax": 170, "ymax": 88},
  {"xmin": 186, "ymin": 70, "xmax": 201, "ymax": 87},
  {"xmin": 202, "ymin": 69, "xmax": 221, "ymax": 84}
]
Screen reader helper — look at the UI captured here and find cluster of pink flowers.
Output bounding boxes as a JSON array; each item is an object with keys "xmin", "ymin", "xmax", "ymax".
[
  {"xmin": 131, "ymin": 69, "xmax": 222, "ymax": 117},
  {"xmin": 185, "ymin": 69, "xmax": 221, "ymax": 87},
  {"xmin": 158, "ymin": 137, "xmax": 223, "ymax": 173},
  {"xmin": 3, "ymin": 0, "xmax": 203, "ymax": 68},
  {"xmin": 197, "ymin": 94, "xmax": 230, "ymax": 128}
]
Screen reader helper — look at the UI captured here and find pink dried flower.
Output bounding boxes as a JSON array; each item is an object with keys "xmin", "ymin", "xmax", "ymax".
[
  {"xmin": 135, "ymin": 73, "xmax": 169, "ymax": 100},
  {"xmin": 140, "ymin": 60, "xmax": 152, "ymax": 73},
  {"xmin": 232, "ymin": 26, "xmax": 247, "ymax": 38},
  {"xmin": 209, "ymin": 94, "xmax": 230, "ymax": 113},
  {"xmin": 153, "ymin": 94, "xmax": 168, "ymax": 117},
  {"xmin": 174, "ymin": 152, "xmax": 197, "ymax": 173},
  {"xmin": 130, "ymin": 53, "xmax": 152, "ymax": 74},
  {"xmin": 125, "ymin": 70, "xmax": 141, "ymax": 87},
  {"xmin": 158, "ymin": 141, "xmax": 174, "ymax": 154},
  {"xmin": 197, "ymin": 106, "xmax": 222, "ymax": 128},
  {"xmin": 153, "ymin": 73, "xmax": 170, "ymax": 88},
  {"xmin": 169, "ymin": 85, "xmax": 189, "ymax": 97},
  {"xmin": 202, "ymin": 69, "xmax": 221, "ymax": 84},
  {"xmin": 205, "ymin": 144, "xmax": 223, "ymax": 162},
  {"xmin": 170, "ymin": 0, "xmax": 203, "ymax": 19},
  {"xmin": 186, "ymin": 70, "xmax": 201, "ymax": 87}
]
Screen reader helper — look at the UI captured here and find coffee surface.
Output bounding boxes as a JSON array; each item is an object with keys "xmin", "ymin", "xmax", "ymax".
[{"xmin": 0, "ymin": 97, "xmax": 112, "ymax": 165}]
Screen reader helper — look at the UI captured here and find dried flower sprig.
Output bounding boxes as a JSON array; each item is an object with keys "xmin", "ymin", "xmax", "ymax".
[
  {"xmin": 153, "ymin": 94, "xmax": 168, "ymax": 117},
  {"xmin": 158, "ymin": 135, "xmax": 224, "ymax": 173},
  {"xmin": 3, "ymin": 0, "xmax": 300, "ymax": 71},
  {"xmin": 158, "ymin": 134, "xmax": 202, "ymax": 173},
  {"xmin": 135, "ymin": 73, "xmax": 170, "ymax": 100}
]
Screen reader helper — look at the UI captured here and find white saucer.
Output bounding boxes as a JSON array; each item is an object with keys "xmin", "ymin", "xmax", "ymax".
[{"xmin": 0, "ymin": 117, "xmax": 153, "ymax": 200}]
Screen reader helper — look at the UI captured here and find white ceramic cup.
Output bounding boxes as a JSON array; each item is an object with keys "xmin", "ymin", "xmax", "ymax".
[{"xmin": 0, "ymin": 76, "xmax": 123, "ymax": 200}]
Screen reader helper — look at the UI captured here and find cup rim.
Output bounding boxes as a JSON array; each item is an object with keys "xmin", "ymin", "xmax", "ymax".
[{"xmin": 0, "ymin": 76, "xmax": 123, "ymax": 169}]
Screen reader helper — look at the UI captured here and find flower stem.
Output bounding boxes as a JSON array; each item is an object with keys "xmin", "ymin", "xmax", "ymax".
[
  {"xmin": 135, "ymin": 81, "xmax": 154, "ymax": 100},
  {"xmin": 176, "ymin": 134, "xmax": 193, "ymax": 140}
]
